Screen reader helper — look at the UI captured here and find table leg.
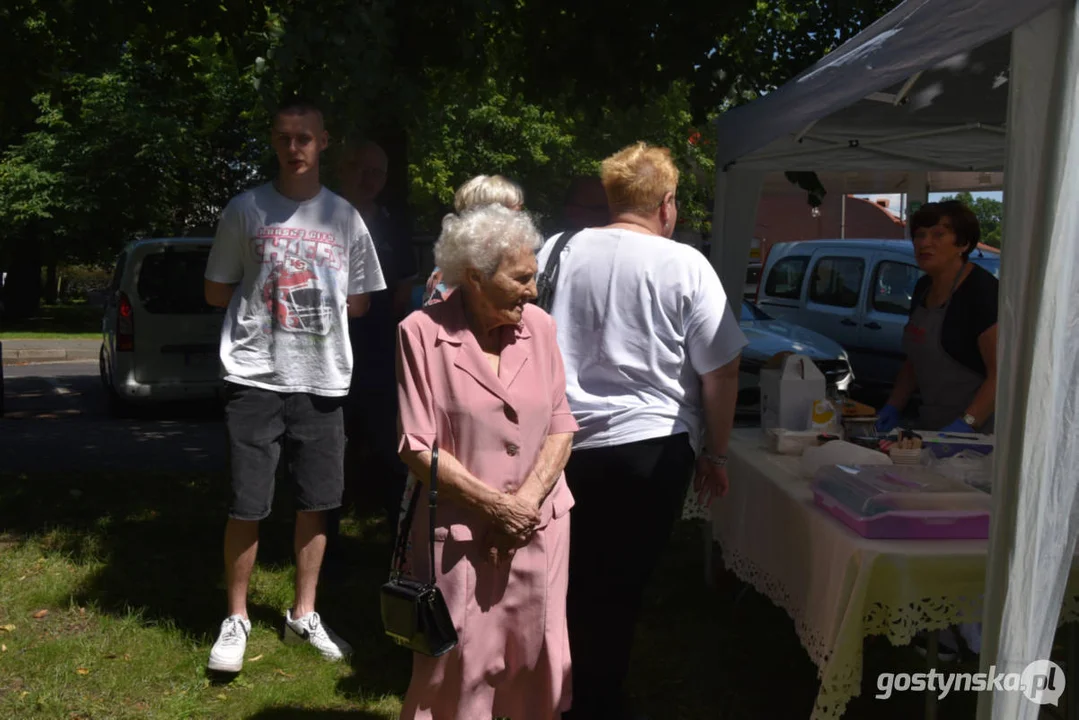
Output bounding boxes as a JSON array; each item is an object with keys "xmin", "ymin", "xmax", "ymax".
[
  {"xmin": 925, "ymin": 632, "xmax": 939, "ymax": 720},
  {"xmin": 1069, "ymin": 623, "xmax": 1078, "ymax": 720},
  {"xmin": 703, "ymin": 522, "xmax": 714, "ymax": 588}
]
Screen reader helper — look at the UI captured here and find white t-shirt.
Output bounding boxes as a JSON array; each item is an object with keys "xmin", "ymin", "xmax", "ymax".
[
  {"xmin": 536, "ymin": 227, "xmax": 747, "ymax": 452},
  {"xmin": 205, "ymin": 183, "xmax": 386, "ymax": 396}
]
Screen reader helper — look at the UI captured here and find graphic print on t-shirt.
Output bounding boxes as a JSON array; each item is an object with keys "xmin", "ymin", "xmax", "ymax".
[{"xmin": 254, "ymin": 226, "xmax": 344, "ymax": 337}]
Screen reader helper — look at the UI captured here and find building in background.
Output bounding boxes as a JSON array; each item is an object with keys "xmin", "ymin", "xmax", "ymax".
[{"xmin": 755, "ymin": 193, "xmax": 906, "ymax": 260}]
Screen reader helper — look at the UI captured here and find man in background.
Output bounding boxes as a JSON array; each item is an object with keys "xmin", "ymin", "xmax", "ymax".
[
  {"xmin": 561, "ymin": 176, "xmax": 610, "ymax": 231},
  {"xmin": 334, "ymin": 139, "xmax": 417, "ymax": 551}
]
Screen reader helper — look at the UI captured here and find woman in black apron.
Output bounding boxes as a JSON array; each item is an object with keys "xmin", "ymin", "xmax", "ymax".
[{"xmin": 876, "ymin": 200, "xmax": 999, "ymax": 435}]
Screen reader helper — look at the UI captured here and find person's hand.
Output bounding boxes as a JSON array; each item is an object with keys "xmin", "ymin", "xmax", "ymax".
[
  {"xmin": 488, "ymin": 492, "xmax": 540, "ymax": 540},
  {"xmin": 425, "ymin": 269, "xmax": 443, "ymax": 297},
  {"xmin": 940, "ymin": 417, "xmax": 977, "ymax": 434},
  {"xmin": 513, "ymin": 479, "xmax": 544, "ymax": 516},
  {"xmin": 694, "ymin": 456, "xmax": 729, "ymax": 508},
  {"xmin": 481, "ymin": 526, "xmax": 528, "ymax": 567},
  {"xmin": 876, "ymin": 404, "xmax": 902, "ymax": 433}
]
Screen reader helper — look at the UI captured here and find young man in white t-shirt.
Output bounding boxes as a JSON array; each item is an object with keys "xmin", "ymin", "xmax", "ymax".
[
  {"xmin": 203, "ymin": 97, "xmax": 385, "ymax": 673},
  {"xmin": 537, "ymin": 143, "xmax": 746, "ymax": 719}
]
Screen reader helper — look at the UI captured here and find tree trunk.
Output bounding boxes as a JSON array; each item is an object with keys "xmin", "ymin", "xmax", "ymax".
[
  {"xmin": 2, "ymin": 239, "xmax": 43, "ymax": 320},
  {"xmin": 43, "ymin": 261, "xmax": 59, "ymax": 305}
]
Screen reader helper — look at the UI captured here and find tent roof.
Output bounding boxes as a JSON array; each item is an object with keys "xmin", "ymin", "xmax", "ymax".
[{"xmin": 713, "ymin": 0, "xmax": 1058, "ymax": 177}]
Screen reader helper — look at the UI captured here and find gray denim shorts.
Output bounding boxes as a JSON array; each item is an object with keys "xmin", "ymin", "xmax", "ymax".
[{"xmin": 224, "ymin": 382, "xmax": 345, "ymax": 520}]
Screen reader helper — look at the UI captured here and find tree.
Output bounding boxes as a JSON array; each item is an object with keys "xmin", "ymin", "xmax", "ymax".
[
  {"xmin": 939, "ymin": 191, "xmax": 1004, "ymax": 248},
  {"xmin": 0, "ymin": 35, "xmax": 266, "ymax": 312},
  {"xmin": 0, "ymin": 0, "xmax": 903, "ymax": 312},
  {"xmin": 250, "ymin": 0, "xmax": 899, "ymax": 230}
]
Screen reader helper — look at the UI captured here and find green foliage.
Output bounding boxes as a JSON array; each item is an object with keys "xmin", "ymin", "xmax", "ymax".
[
  {"xmin": 406, "ymin": 76, "xmax": 583, "ymax": 229},
  {"xmin": 404, "ymin": 78, "xmax": 719, "ymax": 234},
  {"xmin": 0, "ymin": 36, "xmax": 265, "ymax": 263},
  {"xmin": 939, "ymin": 191, "xmax": 1004, "ymax": 248},
  {"xmin": 57, "ymin": 264, "xmax": 113, "ymax": 302},
  {"xmin": 0, "ymin": 0, "xmax": 900, "ymax": 270}
]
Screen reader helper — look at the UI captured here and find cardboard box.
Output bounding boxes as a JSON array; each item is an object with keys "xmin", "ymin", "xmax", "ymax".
[{"xmin": 760, "ymin": 354, "xmax": 826, "ymax": 431}]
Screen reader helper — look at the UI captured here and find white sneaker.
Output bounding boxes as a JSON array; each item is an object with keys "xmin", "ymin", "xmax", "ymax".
[
  {"xmin": 284, "ymin": 609, "xmax": 352, "ymax": 661},
  {"xmin": 207, "ymin": 615, "xmax": 251, "ymax": 672}
]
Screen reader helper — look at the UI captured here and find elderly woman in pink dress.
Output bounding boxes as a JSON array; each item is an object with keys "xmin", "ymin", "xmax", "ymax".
[{"xmin": 396, "ymin": 204, "xmax": 578, "ymax": 720}]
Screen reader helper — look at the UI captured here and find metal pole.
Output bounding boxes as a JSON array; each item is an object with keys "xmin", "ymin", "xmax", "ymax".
[{"xmin": 841, "ymin": 194, "xmax": 847, "ymax": 239}]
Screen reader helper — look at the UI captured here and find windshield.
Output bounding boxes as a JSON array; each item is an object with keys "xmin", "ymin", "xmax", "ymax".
[
  {"xmin": 136, "ymin": 248, "xmax": 216, "ymax": 314},
  {"xmin": 970, "ymin": 252, "xmax": 1001, "ymax": 279},
  {"xmin": 741, "ymin": 301, "xmax": 772, "ymax": 322}
]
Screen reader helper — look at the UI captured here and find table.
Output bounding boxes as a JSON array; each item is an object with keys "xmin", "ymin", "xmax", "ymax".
[{"xmin": 704, "ymin": 428, "xmax": 1079, "ymax": 719}]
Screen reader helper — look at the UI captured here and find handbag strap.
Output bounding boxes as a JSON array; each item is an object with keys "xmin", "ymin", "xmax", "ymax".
[
  {"xmin": 535, "ymin": 228, "xmax": 581, "ymax": 310},
  {"xmin": 427, "ymin": 442, "xmax": 439, "ymax": 585},
  {"xmin": 389, "ymin": 442, "xmax": 440, "ymax": 580}
]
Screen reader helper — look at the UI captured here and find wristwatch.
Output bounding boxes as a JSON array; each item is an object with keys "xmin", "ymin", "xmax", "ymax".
[
  {"xmin": 962, "ymin": 413, "xmax": 978, "ymax": 429},
  {"xmin": 702, "ymin": 451, "xmax": 728, "ymax": 467}
]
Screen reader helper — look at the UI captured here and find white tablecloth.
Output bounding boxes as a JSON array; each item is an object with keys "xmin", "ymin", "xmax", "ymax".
[{"xmin": 708, "ymin": 428, "xmax": 1079, "ymax": 719}]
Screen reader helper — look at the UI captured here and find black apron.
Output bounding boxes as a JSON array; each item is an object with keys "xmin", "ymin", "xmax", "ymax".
[{"xmin": 902, "ymin": 264, "xmax": 994, "ymax": 433}]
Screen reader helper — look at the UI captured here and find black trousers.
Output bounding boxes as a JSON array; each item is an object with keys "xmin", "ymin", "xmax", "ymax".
[
  {"xmin": 563, "ymin": 433, "xmax": 695, "ymax": 719},
  {"xmin": 324, "ymin": 384, "xmax": 408, "ymax": 578}
]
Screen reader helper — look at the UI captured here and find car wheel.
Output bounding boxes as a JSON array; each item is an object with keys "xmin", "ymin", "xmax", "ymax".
[
  {"xmin": 98, "ymin": 345, "xmax": 110, "ymax": 390},
  {"xmin": 100, "ymin": 346, "xmax": 132, "ymax": 418}
]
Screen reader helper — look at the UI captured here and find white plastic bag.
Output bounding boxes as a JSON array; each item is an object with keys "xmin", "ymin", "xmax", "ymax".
[
  {"xmin": 928, "ymin": 450, "xmax": 993, "ymax": 492},
  {"xmin": 800, "ymin": 440, "xmax": 892, "ymax": 478}
]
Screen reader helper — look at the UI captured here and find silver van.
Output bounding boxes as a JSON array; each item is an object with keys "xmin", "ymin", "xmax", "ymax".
[{"xmin": 756, "ymin": 239, "xmax": 1000, "ymax": 388}]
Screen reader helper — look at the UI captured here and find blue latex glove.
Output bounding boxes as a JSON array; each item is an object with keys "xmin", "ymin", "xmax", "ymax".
[
  {"xmin": 940, "ymin": 417, "xmax": 976, "ymax": 434},
  {"xmin": 875, "ymin": 404, "xmax": 902, "ymax": 433}
]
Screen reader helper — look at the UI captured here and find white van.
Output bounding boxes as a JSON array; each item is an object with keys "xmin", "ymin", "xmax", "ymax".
[
  {"xmin": 99, "ymin": 238, "xmax": 224, "ymax": 411},
  {"xmin": 756, "ymin": 239, "xmax": 1000, "ymax": 388}
]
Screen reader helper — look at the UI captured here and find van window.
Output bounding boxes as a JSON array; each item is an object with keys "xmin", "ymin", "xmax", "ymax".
[
  {"xmin": 764, "ymin": 256, "xmax": 809, "ymax": 299},
  {"xmin": 136, "ymin": 249, "xmax": 215, "ymax": 314},
  {"xmin": 809, "ymin": 256, "xmax": 864, "ymax": 308},
  {"xmin": 873, "ymin": 261, "xmax": 923, "ymax": 315}
]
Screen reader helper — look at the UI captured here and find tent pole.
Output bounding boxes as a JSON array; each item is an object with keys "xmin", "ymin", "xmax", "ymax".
[
  {"xmin": 895, "ymin": 71, "xmax": 924, "ymax": 105},
  {"xmin": 841, "ymin": 194, "xmax": 847, "ymax": 239},
  {"xmin": 749, "ymin": 123, "xmax": 1005, "ymax": 164},
  {"xmin": 858, "ymin": 145, "xmax": 977, "ymax": 171},
  {"xmin": 907, "ymin": 172, "xmax": 929, "ymax": 216}
]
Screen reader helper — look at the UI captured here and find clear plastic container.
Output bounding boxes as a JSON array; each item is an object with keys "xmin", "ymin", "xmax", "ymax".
[{"xmin": 811, "ymin": 464, "xmax": 991, "ymax": 539}]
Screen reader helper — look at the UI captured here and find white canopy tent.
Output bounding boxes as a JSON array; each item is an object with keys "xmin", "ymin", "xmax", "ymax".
[{"xmin": 709, "ymin": 0, "xmax": 1079, "ymax": 717}]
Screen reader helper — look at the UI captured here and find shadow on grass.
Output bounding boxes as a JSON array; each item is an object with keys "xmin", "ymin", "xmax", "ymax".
[
  {"xmin": 1, "ymin": 463, "xmax": 980, "ymax": 718},
  {"xmin": 0, "ymin": 468, "xmax": 413, "ymax": 701},
  {"xmin": 0, "ymin": 302, "xmax": 102, "ymax": 334}
]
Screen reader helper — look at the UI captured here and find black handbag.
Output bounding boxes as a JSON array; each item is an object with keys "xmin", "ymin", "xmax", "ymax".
[{"xmin": 379, "ymin": 442, "xmax": 459, "ymax": 657}]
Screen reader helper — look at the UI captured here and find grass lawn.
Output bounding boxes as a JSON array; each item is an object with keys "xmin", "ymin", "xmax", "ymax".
[
  {"xmin": 0, "ymin": 304, "xmax": 102, "ymax": 339},
  {"xmin": 0, "ymin": 467, "xmax": 982, "ymax": 719}
]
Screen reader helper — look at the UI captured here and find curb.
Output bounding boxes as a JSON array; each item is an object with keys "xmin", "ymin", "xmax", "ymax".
[{"xmin": 1, "ymin": 350, "xmax": 99, "ymax": 366}]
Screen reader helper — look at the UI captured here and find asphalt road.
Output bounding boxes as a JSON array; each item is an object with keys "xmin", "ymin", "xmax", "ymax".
[
  {"xmin": 0, "ymin": 361, "xmax": 772, "ymax": 475},
  {"xmin": 0, "ymin": 361, "xmax": 227, "ymax": 474}
]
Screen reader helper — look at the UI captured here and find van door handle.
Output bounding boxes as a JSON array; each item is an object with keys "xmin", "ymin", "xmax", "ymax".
[
  {"xmin": 864, "ymin": 322, "xmax": 882, "ymax": 330},
  {"xmin": 840, "ymin": 318, "xmax": 857, "ymax": 327}
]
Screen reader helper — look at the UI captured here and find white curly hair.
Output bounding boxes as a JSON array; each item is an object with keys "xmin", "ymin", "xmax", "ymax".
[{"xmin": 434, "ymin": 204, "xmax": 542, "ymax": 286}]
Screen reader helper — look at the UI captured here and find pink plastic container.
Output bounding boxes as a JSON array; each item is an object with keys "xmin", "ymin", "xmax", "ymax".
[{"xmin": 811, "ymin": 465, "xmax": 991, "ymax": 540}]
